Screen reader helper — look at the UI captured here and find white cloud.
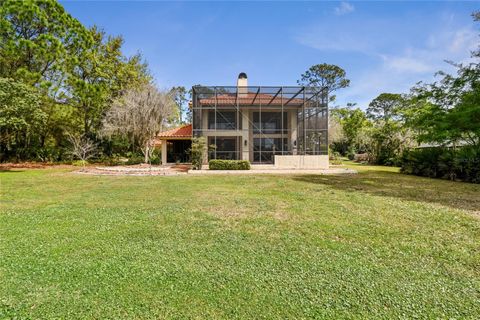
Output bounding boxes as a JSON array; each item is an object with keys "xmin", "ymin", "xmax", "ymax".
[
  {"xmin": 383, "ymin": 56, "xmax": 432, "ymax": 73},
  {"xmin": 335, "ymin": 2, "xmax": 355, "ymax": 16},
  {"xmin": 294, "ymin": 21, "xmax": 378, "ymax": 54},
  {"xmin": 339, "ymin": 66, "xmax": 425, "ymax": 109},
  {"xmin": 294, "ymin": 13, "xmax": 478, "ymax": 108},
  {"xmin": 380, "ymin": 27, "xmax": 477, "ymax": 75},
  {"xmin": 296, "ymin": 32, "xmax": 371, "ymax": 54},
  {"xmin": 447, "ymin": 28, "xmax": 477, "ymax": 54}
]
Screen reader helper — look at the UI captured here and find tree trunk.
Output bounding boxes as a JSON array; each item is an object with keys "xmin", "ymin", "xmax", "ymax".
[
  {"xmin": 84, "ymin": 103, "xmax": 90, "ymax": 137},
  {"xmin": 144, "ymin": 142, "xmax": 149, "ymax": 164}
]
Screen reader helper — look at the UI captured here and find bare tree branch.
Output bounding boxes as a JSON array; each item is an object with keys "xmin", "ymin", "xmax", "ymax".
[
  {"xmin": 68, "ymin": 134, "xmax": 97, "ymax": 170},
  {"xmin": 101, "ymin": 83, "xmax": 177, "ymax": 163}
]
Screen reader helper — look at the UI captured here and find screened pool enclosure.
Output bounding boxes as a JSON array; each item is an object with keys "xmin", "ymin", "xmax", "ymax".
[{"xmin": 192, "ymin": 85, "xmax": 328, "ymax": 164}]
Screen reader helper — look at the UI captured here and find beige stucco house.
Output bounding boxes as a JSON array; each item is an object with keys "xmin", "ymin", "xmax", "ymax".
[{"xmin": 156, "ymin": 73, "xmax": 329, "ymax": 169}]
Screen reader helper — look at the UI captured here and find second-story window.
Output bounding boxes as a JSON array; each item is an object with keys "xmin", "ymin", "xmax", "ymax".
[
  {"xmin": 253, "ymin": 112, "xmax": 287, "ymax": 134},
  {"xmin": 208, "ymin": 111, "xmax": 237, "ymax": 130}
]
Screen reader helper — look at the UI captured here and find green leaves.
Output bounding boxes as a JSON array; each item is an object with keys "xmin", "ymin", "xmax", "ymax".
[
  {"xmin": 298, "ymin": 64, "xmax": 350, "ymax": 101},
  {"xmin": 170, "ymin": 86, "xmax": 189, "ymax": 124},
  {"xmin": 0, "ymin": 78, "xmax": 47, "ymax": 146},
  {"xmin": 0, "ymin": 0, "xmax": 150, "ymax": 161},
  {"xmin": 401, "ymin": 12, "xmax": 480, "ymax": 147},
  {"xmin": 0, "ymin": 0, "xmax": 88, "ymax": 87},
  {"xmin": 190, "ymin": 136, "xmax": 207, "ymax": 170},
  {"xmin": 331, "ymin": 106, "xmax": 370, "ymax": 147},
  {"xmin": 405, "ymin": 62, "xmax": 480, "ymax": 146},
  {"xmin": 367, "ymin": 93, "xmax": 404, "ymax": 122},
  {"xmin": 63, "ymin": 26, "xmax": 150, "ymax": 136}
]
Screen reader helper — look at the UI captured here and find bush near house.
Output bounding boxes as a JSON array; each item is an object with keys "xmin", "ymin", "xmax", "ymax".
[
  {"xmin": 400, "ymin": 146, "xmax": 480, "ymax": 183},
  {"xmin": 209, "ymin": 159, "xmax": 251, "ymax": 170},
  {"xmin": 190, "ymin": 137, "xmax": 207, "ymax": 170},
  {"xmin": 329, "ymin": 151, "xmax": 342, "ymax": 165}
]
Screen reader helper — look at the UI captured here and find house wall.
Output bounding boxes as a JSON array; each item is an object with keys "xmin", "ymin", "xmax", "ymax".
[
  {"xmin": 191, "ymin": 85, "xmax": 329, "ymax": 169},
  {"xmin": 161, "ymin": 141, "xmax": 167, "ymax": 165},
  {"xmin": 200, "ymin": 108, "xmax": 300, "ymax": 164},
  {"xmin": 274, "ymin": 155, "xmax": 329, "ymax": 169}
]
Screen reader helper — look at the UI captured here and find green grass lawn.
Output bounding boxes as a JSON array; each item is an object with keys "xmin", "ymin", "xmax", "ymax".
[{"xmin": 1, "ymin": 164, "xmax": 479, "ymax": 319}]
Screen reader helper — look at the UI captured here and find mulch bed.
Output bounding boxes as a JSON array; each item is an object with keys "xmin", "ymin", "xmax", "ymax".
[{"xmin": 0, "ymin": 162, "xmax": 74, "ymax": 170}]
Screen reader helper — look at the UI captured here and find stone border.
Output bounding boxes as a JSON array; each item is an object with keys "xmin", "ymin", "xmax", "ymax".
[
  {"xmin": 73, "ymin": 164, "xmax": 189, "ymax": 176},
  {"xmin": 75, "ymin": 170, "xmax": 186, "ymax": 176},
  {"xmin": 95, "ymin": 166, "xmax": 169, "ymax": 172}
]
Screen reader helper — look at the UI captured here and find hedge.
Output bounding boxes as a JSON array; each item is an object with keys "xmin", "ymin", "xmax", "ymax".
[
  {"xmin": 400, "ymin": 146, "xmax": 480, "ymax": 183},
  {"xmin": 209, "ymin": 159, "xmax": 251, "ymax": 170}
]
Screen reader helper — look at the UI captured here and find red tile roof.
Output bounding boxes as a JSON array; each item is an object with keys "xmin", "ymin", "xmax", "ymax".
[
  {"xmin": 198, "ymin": 92, "xmax": 304, "ymax": 106},
  {"xmin": 156, "ymin": 124, "xmax": 192, "ymax": 138}
]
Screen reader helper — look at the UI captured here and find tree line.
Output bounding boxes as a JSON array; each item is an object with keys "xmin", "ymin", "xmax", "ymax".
[
  {"xmin": 0, "ymin": 0, "xmax": 189, "ymax": 163},
  {"xmin": 1, "ymin": 1, "xmax": 478, "ymax": 181},
  {"xmin": 303, "ymin": 13, "xmax": 479, "ymax": 182}
]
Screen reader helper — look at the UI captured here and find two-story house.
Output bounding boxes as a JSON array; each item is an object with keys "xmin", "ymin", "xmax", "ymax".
[{"xmin": 157, "ymin": 73, "xmax": 329, "ymax": 169}]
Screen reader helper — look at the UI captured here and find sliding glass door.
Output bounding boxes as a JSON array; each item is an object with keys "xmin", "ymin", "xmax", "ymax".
[{"xmin": 253, "ymin": 138, "xmax": 288, "ymax": 163}]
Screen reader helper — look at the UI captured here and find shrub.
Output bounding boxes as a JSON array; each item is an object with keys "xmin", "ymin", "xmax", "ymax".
[
  {"xmin": 72, "ymin": 160, "xmax": 88, "ymax": 167},
  {"xmin": 149, "ymin": 149, "xmax": 161, "ymax": 165},
  {"xmin": 35, "ymin": 146, "xmax": 65, "ymax": 162},
  {"xmin": 400, "ymin": 146, "xmax": 480, "ymax": 183},
  {"xmin": 125, "ymin": 152, "xmax": 144, "ymax": 165},
  {"xmin": 329, "ymin": 151, "xmax": 342, "ymax": 165},
  {"xmin": 150, "ymin": 156, "xmax": 161, "ymax": 165},
  {"xmin": 330, "ymin": 140, "xmax": 349, "ymax": 156},
  {"xmin": 190, "ymin": 137, "xmax": 207, "ymax": 170},
  {"xmin": 98, "ymin": 154, "xmax": 124, "ymax": 166},
  {"xmin": 345, "ymin": 146, "xmax": 356, "ymax": 160},
  {"xmin": 209, "ymin": 159, "xmax": 251, "ymax": 170},
  {"xmin": 383, "ymin": 156, "xmax": 401, "ymax": 167}
]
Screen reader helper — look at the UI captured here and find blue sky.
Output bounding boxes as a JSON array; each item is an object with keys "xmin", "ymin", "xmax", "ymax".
[{"xmin": 62, "ymin": 1, "xmax": 479, "ymax": 108}]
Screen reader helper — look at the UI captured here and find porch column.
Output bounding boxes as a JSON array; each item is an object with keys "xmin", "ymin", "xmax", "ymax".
[
  {"xmin": 290, "ymin": 111, "xmax": 298, "ymax": 155},
  {"xmin": 161, "ymin": 140, "xmax": 167, "ymax": 164}
]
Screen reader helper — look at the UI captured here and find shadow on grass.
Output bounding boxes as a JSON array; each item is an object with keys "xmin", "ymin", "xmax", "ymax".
[
  {"xmin": 0, "ymin": 169, "xmax": 24, "ymax": 173},
  {"xmin": 291, "ymin": 169, "xmax": 480, "ymax": 213}
]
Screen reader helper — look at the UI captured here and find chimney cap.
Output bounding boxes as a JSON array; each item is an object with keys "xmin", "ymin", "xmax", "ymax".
[{"xmin": 238, "ymin": 72, "xmax": 247, "ymax": 79}]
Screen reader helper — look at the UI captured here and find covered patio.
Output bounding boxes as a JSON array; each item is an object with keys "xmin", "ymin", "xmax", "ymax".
[{"xmin": 155, "ymin": 124, "xmax": 192, "ymax": 164}]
